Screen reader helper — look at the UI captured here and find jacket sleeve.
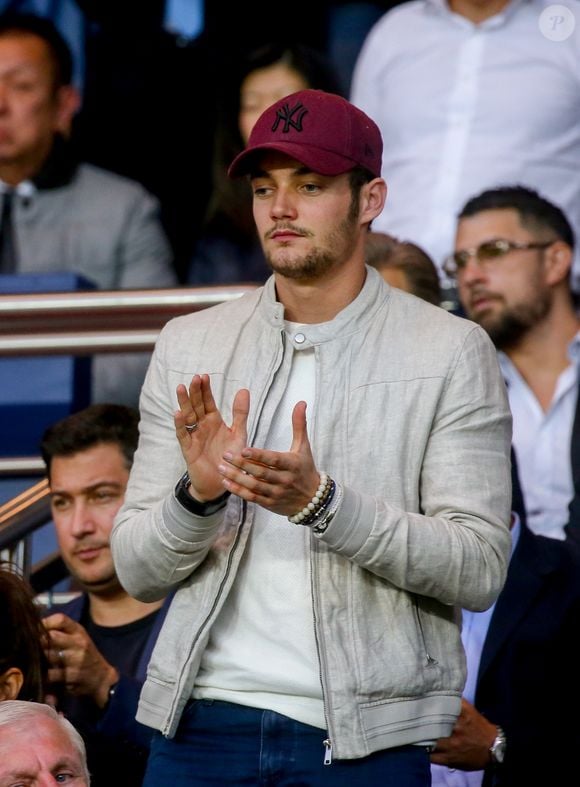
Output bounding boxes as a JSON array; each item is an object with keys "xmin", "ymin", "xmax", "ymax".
[
  {"xmin": 317, "ymin": 325, "xmax": 513, "ymax": 612},
  {"xmin": 115, "ymin": 186, "xmax": 177, "ymax": 290},
  {"xmin": 111, "ymin": 326, "xmax": 226, "ymax": 602}
]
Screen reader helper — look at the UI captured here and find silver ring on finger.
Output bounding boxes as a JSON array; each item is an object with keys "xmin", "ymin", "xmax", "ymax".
[
  {"xmin": 58, "ymin": 649, "xmax": 65, "ymax": 664},
  {"xmin": 185, "ymin": 422, "xmax": 199, "ymax": 433}
]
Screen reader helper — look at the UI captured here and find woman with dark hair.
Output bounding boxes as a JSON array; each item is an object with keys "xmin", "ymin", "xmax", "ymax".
[
  {"xmin": 0, "ymin": 564, "xmax": 48, "ymax": 702},
  {"xmin": 188, "ymin": 42, "xmax": 342, "ymax": 285}
]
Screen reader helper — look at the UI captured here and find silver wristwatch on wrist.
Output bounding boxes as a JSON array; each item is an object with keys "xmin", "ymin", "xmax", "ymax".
[{"xmin": 489, "ymin": 726, "xmax": 507, "ymax": 765}]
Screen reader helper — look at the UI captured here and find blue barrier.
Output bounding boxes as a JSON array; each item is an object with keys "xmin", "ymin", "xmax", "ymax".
[{"xmin": 0, "ymin": 272, "xmax": 94, "ymax": 457}]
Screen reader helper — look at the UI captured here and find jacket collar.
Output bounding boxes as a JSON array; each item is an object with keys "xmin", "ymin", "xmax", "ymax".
[{"xmin": 257, "ymin": 266, "xmax": 391, "ymax": 347}]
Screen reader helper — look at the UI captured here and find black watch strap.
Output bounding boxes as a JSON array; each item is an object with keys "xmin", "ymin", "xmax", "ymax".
[{"xmin": 174, "ymin": 472, "xmax": 230, "ymax": 516}]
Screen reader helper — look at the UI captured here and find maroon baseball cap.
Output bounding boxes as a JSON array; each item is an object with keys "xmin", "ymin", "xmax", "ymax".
[{"xmin": 228, "ymin": 89, "xmax": 383, "ymax": 179}]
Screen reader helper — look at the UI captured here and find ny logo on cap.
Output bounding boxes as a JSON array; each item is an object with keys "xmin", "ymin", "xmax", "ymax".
[{"xmin": 271, "ymin": 102, "xmax": 308, "ymax": 134}]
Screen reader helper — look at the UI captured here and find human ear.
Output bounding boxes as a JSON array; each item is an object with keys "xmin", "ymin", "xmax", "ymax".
[
  {"xmin": 54, "ymin": 85, "xmax": 81, "ymax": 137},
  {"xmin": 0, "ymin": 667, "xmax": 24, "ymax": 700},
  {"xmin": 544, "ymin": 240, "xmax": 572, "ymax": 287},
  {"xmin": 360, "ymin": 178, "xmax": 387, "ymax": 227}
]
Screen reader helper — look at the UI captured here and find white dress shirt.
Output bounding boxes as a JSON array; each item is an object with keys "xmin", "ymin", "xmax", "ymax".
[
  {"xmin": 499, "ymin": 335, "xmax": 580, "ymax": 539},
  {"xmin": 431, "ymin": 518, "xmax": 521, "ymax": 787},
  {"xmin": 351, "ymin": 0, "xmax": 580, "ymax": 283}
]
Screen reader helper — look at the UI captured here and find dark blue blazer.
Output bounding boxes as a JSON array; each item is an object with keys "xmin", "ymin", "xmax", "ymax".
[{"xmin": 476, "ymin": 523, "xmax": 580, "ymax": 786}]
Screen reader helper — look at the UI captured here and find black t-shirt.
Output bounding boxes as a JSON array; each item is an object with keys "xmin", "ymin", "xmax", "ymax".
[{"xmin": 56, "ymin": 601, "xmax": 161, "ymax": 787}]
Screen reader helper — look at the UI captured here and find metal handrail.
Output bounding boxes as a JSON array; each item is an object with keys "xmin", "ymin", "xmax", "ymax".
[
  {"xmin": 0, "ymin": 478, "xmax": 50, "ymax": 541},
  {"xmin": 0, "ymin": 479, "xmax": 51, "ymax": 577},
  {"xmin": 0, "ymin": 284, "xmax": 257, "ymax": 355},
  {"xmin": 0, "ymin": 456, "xmax": 46, "ymax": 477},
  {"xmin": 0, "ymin": 478, "xmax": 70, "ymax": 591}
]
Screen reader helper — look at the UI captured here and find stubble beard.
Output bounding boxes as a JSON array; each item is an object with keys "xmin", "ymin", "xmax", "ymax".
[
  {"xmin": 473, "ymin": 290, "xmax": 551, "ymax": 351},
  {"xmin": 66, "ymin": 557, "xmax": 122, "ymax": 598},
  {"xmin": 264, "ymin": 210, "xmax": 359, "ymax": 281}
]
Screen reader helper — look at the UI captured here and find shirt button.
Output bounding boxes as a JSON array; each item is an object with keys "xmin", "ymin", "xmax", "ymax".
[{"xmin": 294, "ymin": 333, "xmax": 306, "ymax": 344}]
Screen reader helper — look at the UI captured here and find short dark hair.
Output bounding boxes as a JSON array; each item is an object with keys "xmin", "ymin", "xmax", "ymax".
[
  {"xmin": 347, "ymin": 165, "xmax": 375, "ymax": 225},
  {"xmin": 0, "ymin": 564, "xmax": 49, "ymax": 702},
  {"xmin": 41, "ymin": 404, "xmax": 139, "ymax": 477},
  {"xmin": 459, "ymin": 185, "xmax": 575, "ymax": 250},
  {"xmin": 365, "ymin": 232, "xmax": 442, "ymax": 305},
  {"xmin": 0, "ymin": 12, "xmax": 73, "ymax": 87}
]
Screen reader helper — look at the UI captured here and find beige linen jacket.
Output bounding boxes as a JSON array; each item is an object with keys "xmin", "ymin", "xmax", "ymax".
[{"xmin": 112, "ymin": 267, "xmax": 512, "ymax": 759}]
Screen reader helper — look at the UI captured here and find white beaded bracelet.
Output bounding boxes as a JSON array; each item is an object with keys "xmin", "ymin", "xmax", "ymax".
[{"xmin": 288, "ymin": 472, "xmax": 330, "ymax": 524}]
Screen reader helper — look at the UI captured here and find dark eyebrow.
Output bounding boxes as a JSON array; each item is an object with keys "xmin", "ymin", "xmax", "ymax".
[{"xmin": 51, "ymin": 481, "xmax": 123, "ymax": 498}]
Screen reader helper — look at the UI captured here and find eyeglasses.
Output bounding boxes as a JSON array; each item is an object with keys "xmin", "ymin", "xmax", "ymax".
[{"xmin": 442, "ymin": 239, "xmax": 554, "ymax": 278}]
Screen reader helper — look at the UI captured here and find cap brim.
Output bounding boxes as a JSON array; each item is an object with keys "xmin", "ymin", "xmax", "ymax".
[{"xmin": 228, "ymin": 141, "xmax": 358, "ymax": 178}]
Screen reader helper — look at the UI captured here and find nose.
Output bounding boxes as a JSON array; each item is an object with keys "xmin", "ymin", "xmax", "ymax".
[
  {"xmin": 69, "ymin": 500, "xmax": 96, "ymax": 538},
  {"xmin": 270, "ymin": 186, "xmax": 297, "ymax": 221},
  {"xmin": 458, "ymin": 253, "xmax": 488, "ymax": 287}
]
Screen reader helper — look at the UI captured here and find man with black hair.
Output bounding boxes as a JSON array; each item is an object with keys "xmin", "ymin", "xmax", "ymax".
[
  {"xmin": 445, "ymin": 185, "xmax": 579, "ymax": 541},
  {"xmin": 41, "ymin": 404, "xmax": 170, "ymax": 787},
  {"xmin": 0, "ymin": 11, "xmax": 173, "ymax": 289},
  {"xmin": 0, "ymin": 11, "xmax": 176, "ymax": 404}
]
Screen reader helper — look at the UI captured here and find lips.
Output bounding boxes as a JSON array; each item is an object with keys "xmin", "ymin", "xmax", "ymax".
[
  {"xmin": 270, "ymin": 230, "xmax": 302, "ymax": 241},
  {"xmin": 74, "ymin": 544, "xmax": 107, "ymax": 561},
  {"xmin": 468, "ymin": 290, "xmax": 498, "ymax": 313}
]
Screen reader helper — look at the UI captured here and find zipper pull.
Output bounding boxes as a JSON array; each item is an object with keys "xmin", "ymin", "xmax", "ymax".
[{"xmin": 323, "ymin": 739, "xmax": 332, "ymax": 765}]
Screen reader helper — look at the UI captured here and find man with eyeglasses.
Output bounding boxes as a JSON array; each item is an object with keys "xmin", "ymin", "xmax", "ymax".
[
  {"xmin": 445, "ymin": 185, "xmax": 579, "ymax": 542},
  {"xmin": 429, "ymin": 185, "xmax": 580, "ymax": 786}
]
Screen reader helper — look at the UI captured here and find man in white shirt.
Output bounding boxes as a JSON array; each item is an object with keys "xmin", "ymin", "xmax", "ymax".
[
  {"xmin": 446, "ymin": 185, "xmax": 579, "ymax": 540},
  {"xmin": 350, "ymin": 0, "xmax": 580, "ymax": 291}
]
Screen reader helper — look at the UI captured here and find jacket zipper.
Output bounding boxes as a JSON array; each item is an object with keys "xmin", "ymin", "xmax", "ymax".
[
  {"xmin": 310, "ymin": 537, "xmax": 333, "ymax": 764},
  {"xmin": 164, "ymin": 332, "xmax": 286, "ymax": 735},
  {"xmin": 413, "ymin": 594, "xmax": 438, "ymax": 666}
]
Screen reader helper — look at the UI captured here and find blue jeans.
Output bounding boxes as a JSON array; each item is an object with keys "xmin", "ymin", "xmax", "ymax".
[{"xmin": 143, "ymin": 699, "xmax": 431, "ymax": 786}]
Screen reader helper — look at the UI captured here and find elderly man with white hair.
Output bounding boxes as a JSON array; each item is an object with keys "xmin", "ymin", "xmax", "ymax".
[{"xmin": 0, "ymin": 701, "xmax": 90, "ymax": 785}]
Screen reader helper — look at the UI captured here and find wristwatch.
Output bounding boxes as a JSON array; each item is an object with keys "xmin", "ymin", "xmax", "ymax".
[
  {"xmin": 489, "ymin": 726, "xmax": 507, "ymax": 765},
  {"xmin": 174, "ymin": 472, "xmax": 230, "ymax": 516}
]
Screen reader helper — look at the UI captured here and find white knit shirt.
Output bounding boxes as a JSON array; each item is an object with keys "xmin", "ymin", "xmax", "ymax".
[{"xmin": 193, "ymin": 325, "xmax": 325, "ymax": 729}]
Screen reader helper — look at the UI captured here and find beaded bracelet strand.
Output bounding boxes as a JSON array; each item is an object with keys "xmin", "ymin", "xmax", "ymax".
[
  {"xmin": 293, "ymin": 479, "xmax": 336, "ymax": 528},
  {"xmin": 288, "ymin": 472, "xmax": 332, "ymax": 525}
]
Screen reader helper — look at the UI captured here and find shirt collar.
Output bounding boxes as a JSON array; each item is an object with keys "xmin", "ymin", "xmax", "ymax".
[
  {"xmin": 567, "ymin": 330, "xmax": 580, "ymax": 365},
  {"xmin": 499, "ymin": 328, "xmax": 580, "ymax": 380},
  {"xmin": 0, "ymin": 135, "xmax": 78, "ymax": 201},
  {"xmin": 0, "ymin": 179, "xmax": 36, "ymax": 200},
  {"xmin": 426, "ymin": 0, "xmax": 530, "ymax": 27},
  {"xmin": 510, "ymin": 512, "xmax": 521, "ymax": 558}
]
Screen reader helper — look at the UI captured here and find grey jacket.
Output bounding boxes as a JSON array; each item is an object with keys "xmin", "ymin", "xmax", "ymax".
[
  {"xmin": 112, "ymin": 268, "xmax": 512, "ymax": 760},
  {"xmin": 11, "ymin": 163, "xmax": 175, "ymax": 290},
  {"xmin": 8, "ymin": 161, "xmax": 176, "ymax": 405}
]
